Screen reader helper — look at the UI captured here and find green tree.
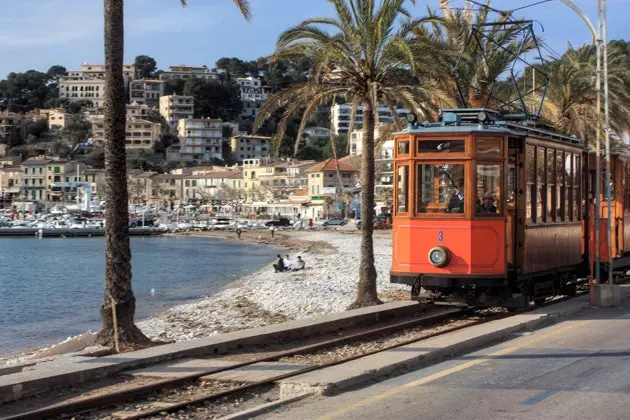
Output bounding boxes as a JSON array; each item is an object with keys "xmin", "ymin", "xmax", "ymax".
[
  {"xmin": 61, "ymin": 117, "xmax": 92, "ymax": 145},
  {"xmin": 0, "ymin": 70, "xmax": 59, "ymax": 112},
  {"xmin": 133, "ymin": 55, "xmax": 158, "ymax": 79},
  {"xmin": 183, "ymin": 78, "xmax": 242, "ymax": 120},
  {"xmin": 163, "ymin": 78, "xmax": 186, "ymax": 95},
  {"xmin": 97, "ymin": 0, "xmax": 251, "ymax": 348},
  {"xmin": 144, "ymin": 109, "xmax": 169, "ymax": 133},
  {"xmin": 255, "ymin": 0, "xmax": 447, "ymax": 308},
  {"xmin": 46, "ymin": 65, "xmax": 67, "ymax": 79}
]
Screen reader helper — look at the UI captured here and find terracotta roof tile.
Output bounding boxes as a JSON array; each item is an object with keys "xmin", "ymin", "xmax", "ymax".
[{"xmin": 307, "ymin": 158, "xmax": 358, "ymax": 173}]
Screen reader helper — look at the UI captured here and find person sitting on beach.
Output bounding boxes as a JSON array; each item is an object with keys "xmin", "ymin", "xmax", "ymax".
[
  {"xmin": 293, "ymin": 256, "xmax": 305, "ymax": 271},
  {"xmin": 273, "ymin": 254, "xmax": 286, "ymax": 273},
  {"xmin": 284, "ymin": 254, "xmax": 292, "ymax": 270}
]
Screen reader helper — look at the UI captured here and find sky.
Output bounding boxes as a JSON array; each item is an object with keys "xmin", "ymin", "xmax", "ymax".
[{"xmin": 0, "ymin": 0, "xmax": 627, "ymax": 78}]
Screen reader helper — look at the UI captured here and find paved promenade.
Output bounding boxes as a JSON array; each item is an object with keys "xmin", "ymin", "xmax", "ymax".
[{"xmin": 263, "ymin": 296, "xmax": 630, "ymax": 420}]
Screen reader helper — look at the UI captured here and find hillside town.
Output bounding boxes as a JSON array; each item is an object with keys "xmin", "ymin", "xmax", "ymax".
[{"xmin": 0, "ymin": 59, "xmax": 401, "ymax": 219}]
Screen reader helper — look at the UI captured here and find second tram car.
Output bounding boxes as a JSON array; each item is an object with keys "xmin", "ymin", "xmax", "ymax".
[{"xmin": 390, "ymin": 108, "xmax": 630, "ymax": 308}]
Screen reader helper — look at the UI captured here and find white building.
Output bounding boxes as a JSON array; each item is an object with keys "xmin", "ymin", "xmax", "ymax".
[
  {"xmin": 159, "ymin": 95, "xmax": 194, "ymax": 127},
  {"xmin": 230, "ymin": 135, "xmax": 272, "ymax": 162},
  {"xmin": 58, "ymin": 63, "xmax": 134, "ymax": 109},
  {"xmin": 126, "ymin": 102, "xmax": 153, "ymax": 120},
  {"xmin": 331, "ymin": 104, "xmax": 408, "ymax": 135},
  {"xmin": 349, "ymin": 126, "xmax": 394, "ymax": 199},
  {"xmin": 92, "ymin": 116, "xmax": 161, "ymax": 150},
  {"xmin": 177, "ymin": 118, "xmax": 223, "ymax": 162},
  {"xmin": 159, "ymin": 65, "xmax": 216, "ymax": 82},
  {"xmin": 129, "ymin": 79, "xmax": 165, "ymax": 107},
  {"xmin": 236, "ymin": 77, "xmax": 269, "ymax": 101}
]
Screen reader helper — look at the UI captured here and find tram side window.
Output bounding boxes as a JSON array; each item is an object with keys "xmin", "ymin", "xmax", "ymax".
[
  {"xmin": 537, "ymin": 147, "xmax": 546, "ymax": 222},
  {"xmin": 625, "ymin": 164, "xmax": 630, "ymax": 213},
  {"xmin": 556, "ymin": 150, "xmax": 565, "ymax": 221},
  {"xmin": 547, "ymin": 148, "xmax": 556, "ymax": 222},
  {"xmin": 417, "ymin": 164, "xmax": 465, "ymax": 214},
  {"xmin": 396, "ymin": 165, "xmax": 409, "ymax": 213},
  {"xmin": 526, "ymin": 145, "xmax": 536, "ymax": 222},
  {"xmin": 475, "ymin": 163, "xmax": 502, "ymax": 215},
  {"xmin": 574, "ymin": 154, "xmax": 581, "ymax": 220},
  {"xmin": 565, "ymin": 153, "xmax": 573, "ymax": 221}
]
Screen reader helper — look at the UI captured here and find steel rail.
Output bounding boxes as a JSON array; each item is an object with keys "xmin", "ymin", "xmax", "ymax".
[
  {"xmin": 117, "ymin": 310, "xmax": 484, "ymax": 420},
  {"xmin": 1, "ymin": 307, "xmax": 466, "ymax": 420}
]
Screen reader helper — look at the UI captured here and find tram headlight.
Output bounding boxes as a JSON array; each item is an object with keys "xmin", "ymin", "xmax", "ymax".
[{"xmin": 428, "ymin": 246, "xmax": 450, "ymax": 268}]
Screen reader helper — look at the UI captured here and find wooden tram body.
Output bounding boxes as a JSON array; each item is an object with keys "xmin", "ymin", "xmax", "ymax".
[{"xmin": 390, "ymin": 108, "xmax": 630, "ymax": 307}]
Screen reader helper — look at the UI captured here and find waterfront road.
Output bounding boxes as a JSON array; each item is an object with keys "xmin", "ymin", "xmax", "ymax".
[{"xmin": 263, "ymin": 297, "xmax": 630, "ymax": 420}]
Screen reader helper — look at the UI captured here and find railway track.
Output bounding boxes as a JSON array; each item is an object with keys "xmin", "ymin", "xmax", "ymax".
[
  {"xmin": 1, "ymin": 307, "xmax": 482, "ymax": 420},
  {"xmin": 1, "ymin": 288, "xmax": 597, "ymax": 420}
]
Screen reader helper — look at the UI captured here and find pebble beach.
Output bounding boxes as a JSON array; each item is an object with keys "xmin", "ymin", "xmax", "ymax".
[
  {"xmin": 137, "ymin": 229, "xmax": 406, "ymax": 342},
  {"xmin": 0, "ymin": 228, "xmax": 406, "ymax": 365}
]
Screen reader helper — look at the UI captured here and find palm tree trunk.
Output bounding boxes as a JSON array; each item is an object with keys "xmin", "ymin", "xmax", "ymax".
[
  {"xmin": 96, "ymin": 0, "xmax": 150, "ymax": 347},
  {"xmin": 349, "ymin": 100, "xmax": 381, "ymax": 309}
]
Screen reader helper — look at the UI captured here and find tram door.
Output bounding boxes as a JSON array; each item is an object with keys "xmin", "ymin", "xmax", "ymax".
[{"xmin": 506, "ymin": 139, "xmax": 520, "ymax": 267}]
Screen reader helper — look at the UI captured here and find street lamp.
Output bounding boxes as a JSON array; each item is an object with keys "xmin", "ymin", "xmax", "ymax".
[{"xmin": 558, "ymin": 0, "xmax": 611, "ymax": 285}]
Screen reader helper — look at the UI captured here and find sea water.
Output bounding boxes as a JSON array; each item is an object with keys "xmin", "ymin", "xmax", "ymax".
[{"xmin": 0, "ymin": 236, "xmax": 277, "ymax": 355}]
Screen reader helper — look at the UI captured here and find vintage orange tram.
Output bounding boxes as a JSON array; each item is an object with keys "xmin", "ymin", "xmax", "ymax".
[{"xmin": 390, "ymin": 108, "xmax": 630, "ymax": 307}]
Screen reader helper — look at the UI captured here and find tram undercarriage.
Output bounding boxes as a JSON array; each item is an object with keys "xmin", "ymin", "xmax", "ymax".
[{"xmin": 404, "ymin": 268, "xmax": 584, "ymax": 308}]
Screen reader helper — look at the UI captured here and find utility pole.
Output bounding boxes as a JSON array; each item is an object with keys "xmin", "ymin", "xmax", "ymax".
[
  {"xmin": 559, "ymin": 0, "xmax": 618, "ymax": 305},
  {"xmin": 601, "ymin": 0, "xmax": 613, "ymax": 285}
]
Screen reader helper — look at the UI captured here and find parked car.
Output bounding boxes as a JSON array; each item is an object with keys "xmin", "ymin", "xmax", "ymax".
[
  {"xmin": 265, "ymin": 218, "xmax": 292, "ymax": 227},
  {"xmin": 323, "ymin": 218, "xmax": 348, "ymax": 226},
  {"xmin": 355, "ymin": 214, "xmax": 391, "ymax": 230}
]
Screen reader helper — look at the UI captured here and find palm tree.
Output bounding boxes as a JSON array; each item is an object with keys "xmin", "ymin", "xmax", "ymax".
[
  {"xmin": 414, "ymin": 4, "xmax": 539, "ymax": 112},
  {"xmin": 97, "ymin": 0, "xmax": 251, "ymax": 348},
  {"xmin": 542, "ymin": 44, "xmax": 630, "ymax": 145},
  {"xmin": 255, "ymin": 0, "xmax": 450, "ymax": 308}
]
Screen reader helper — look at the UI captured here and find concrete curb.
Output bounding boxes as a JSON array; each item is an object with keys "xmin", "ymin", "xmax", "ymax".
[
  {"xmin": 279, "ymin": 295, "xmax": 604, "ymax": 399},
  {"xmin": 217, "ymin": 393, "xmax": 314, "ymax": 420},
  {"xmin": 0, "ymin": 301, "xmax": 423, "ymax": 404}
]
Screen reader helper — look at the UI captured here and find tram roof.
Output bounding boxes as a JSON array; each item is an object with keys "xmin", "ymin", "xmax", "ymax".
[{"xmin": 395, "ymin": 108, "xmax": 583, "ymax": 147}]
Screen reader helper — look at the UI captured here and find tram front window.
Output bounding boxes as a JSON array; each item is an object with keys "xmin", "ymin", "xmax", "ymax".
[
  {"xmin": 417, "ymin": 164, "xmax": 465, "ymax": 214},
  {"xmin": 476, "ymin": 163, "xmax": 502, "ymax": 216}
]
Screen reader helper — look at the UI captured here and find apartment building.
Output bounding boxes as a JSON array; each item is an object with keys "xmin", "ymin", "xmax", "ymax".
[
  {"xmin": 92, "ymin": 116, "xmax": 161, "ymax": 150},
  {"xmin": 158, "ymin": 65, "xmax": 216, "ymax": 82},
  {"xmin": 20, "ymin": 158, "xmax": 48, "ymax": 201},
  {"xmin": 330, "ymin": 104, "xmax": 408, "ymax": 135},
  {"xmin": 58, "ymin": 63, "xmax": 134, "ymax": 109},
  {"xmin": 37, "ymin": 108, "xmax": 72, "ymax": 130},
  {"xmin": 78, "ymin": 63, "xmax": 135, "ymax": 79},
  {"xmin": 60, "ymin": 167, "xmax": 106, "ymax": 200},
  {"xmin": 127, "ymin": 169, "xmax": 157, "ymax": 203},
  {"xmin": 348, "ymin": 126, "xmax": 394, "ymax": 198},
  {"xmin": 307, "ymin": 158, "xmax": 358, "ymax": 197},
  {"xmin": 230, "ymin": 135, "xmax": 271, "ymax": 162},
  {"xmin": 286, "ymin": 160, "xmax": 317, "ymax": 189},
  {"xmin": 242, "ymin": 158, "xmax": 264, "ymax": 197},
  {"xmin": 177, "ymin": 118, "xmax": 223, "ymax": 162},
  {"xmin": 19, "ymin": 157, "xmax": 77, "ymax": 201},
  {"xmin": 0, "ymin": 111, "xmax": 19, "ymax": 141},
  {"xmin": 235, "ymin": 77, "xmax": 269, "ymax": 101},
  {"xmin": 0, "ymin": 165, "xmax": 22, "ymax": 204},
  {"xmin": 183, "ymin": 171, "xmax": 243, "ymax": 200},
  {"xmin": 240, "ymin": 99, "xmax": 265, "ymax": 121},
  {"xmin": 126, "ymin": 102, "xmax": 153, "ymax": 119},
  {"xmin": 149, "ymin": 174, "xmax": 184, "ymax": 203},
  {"xmin": 129, "ymin": 79, "xmax": 165, "ymax": 107},
  {"xmin": 159, "ymin": 95, "xmax": 194, "ymax": 127}
]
